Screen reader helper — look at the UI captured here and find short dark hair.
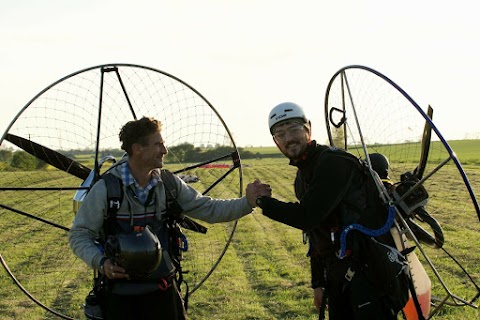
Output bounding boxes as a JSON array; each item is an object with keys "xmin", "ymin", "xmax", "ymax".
[{"xmin": 119, "ymin": 117, "xmax": 162, "ymax": 155}]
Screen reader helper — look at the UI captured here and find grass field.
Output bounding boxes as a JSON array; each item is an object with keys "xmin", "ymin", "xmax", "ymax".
[{"xmin": 0, "ymin": 142, "xmax": 479, "ymax": 319}]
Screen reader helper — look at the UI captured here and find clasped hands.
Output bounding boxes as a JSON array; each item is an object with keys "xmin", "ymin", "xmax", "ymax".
[{"xmin": 246, "ymin": 179, "xmax": 272, "ymax": 208}]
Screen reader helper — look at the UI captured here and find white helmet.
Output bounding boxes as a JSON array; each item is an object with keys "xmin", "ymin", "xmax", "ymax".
[{"xmin": 268, "ymin": 102, "xmax": 308, "ymax": 134}]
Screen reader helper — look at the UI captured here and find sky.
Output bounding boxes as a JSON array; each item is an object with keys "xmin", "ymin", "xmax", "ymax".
[{"xmin": 1, "ymin": 0, "xmax": 479, "ymax": 147}]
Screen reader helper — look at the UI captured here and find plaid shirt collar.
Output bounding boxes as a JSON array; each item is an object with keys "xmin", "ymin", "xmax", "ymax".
[{"xmin": 120, "ymin": 161, "xmax": 160, "ymax": 205}]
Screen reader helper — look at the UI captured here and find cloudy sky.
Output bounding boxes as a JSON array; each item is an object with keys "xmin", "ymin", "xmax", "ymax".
[{"xmin": 1, "ymin": 0, "xmax": 479, "ymax": 147}]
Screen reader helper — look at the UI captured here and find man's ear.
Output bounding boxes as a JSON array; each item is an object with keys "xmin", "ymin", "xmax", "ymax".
[
  {"xmin": 131, "ymin": 142, "xmax": 141, "ymax": 155},
  {"xmin": 306, "ymin": 120, "xmax": 312, "ymax": 133},
  {"xmin": 273, "ymin": 137, "xmax": 280, "ymax": 148},
  {"xmin": 305, "ymin": 121, "xmax": 312, "ymax": 142}
]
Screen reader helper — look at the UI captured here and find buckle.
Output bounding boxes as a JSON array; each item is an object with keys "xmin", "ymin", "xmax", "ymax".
[{"xmin": 344, "ymin": 267, "xmax": 355, "ymax": 282}]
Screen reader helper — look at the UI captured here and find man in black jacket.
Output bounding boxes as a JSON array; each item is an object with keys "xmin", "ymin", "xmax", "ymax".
[{"xmin": 255, "ymin": 102, "xmax": 402, "ymax": 319}]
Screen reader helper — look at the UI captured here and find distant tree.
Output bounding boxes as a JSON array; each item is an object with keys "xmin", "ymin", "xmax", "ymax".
[
  {"xmin": 165, "ymin": 143, "xmax": 258, "ymax": 163},
  {"xmin": 0, "ymin": 149, "xmax": 13, "ymax": 163},
  {"xmin": 237, "ymin": 148, "xmax": 255, "ymax": 159},
  {"xmin": 11, "ymin": 151, "xmax": 38, "ymax": 170},
  {"xmin": 36, "ymin": 159, "xmax": 48, "ymax": 169},
  {"xmin": 167, "ymin": 143, "xmax": 195, "ymax": 162},
  {"xmin": 100, "ymin": 148, "xmax": 125, "ymax": 158}
]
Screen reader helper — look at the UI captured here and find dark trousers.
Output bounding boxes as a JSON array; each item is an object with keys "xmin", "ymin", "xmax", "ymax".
[{"xmin": 104, "ymin": 281, "xmax": 187, "ymax": 320}]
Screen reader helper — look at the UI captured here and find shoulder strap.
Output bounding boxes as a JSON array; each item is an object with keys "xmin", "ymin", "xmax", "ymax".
[
  {"xmin": 100, "ymin": 173, "xmax": 123, "ymax": 236},
  {"xmin": 161, "ymin": 169, "xmax": 184, "ymax": 216},
  {"xmin": 161, "ymin": 169, "xmax": 208, "ymax": 234},
  {"xmin": 323, "ymin": 147, "xmax": 364, "ymax": 169},
  {"xmin": 161, "ymin": 169, "xmax": 178, "ymax": 197}
]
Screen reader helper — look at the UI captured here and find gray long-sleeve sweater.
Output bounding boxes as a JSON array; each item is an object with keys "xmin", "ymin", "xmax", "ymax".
[{"xmin": 69, "ymin": 158, "xmax": 253, "ymax": 271}]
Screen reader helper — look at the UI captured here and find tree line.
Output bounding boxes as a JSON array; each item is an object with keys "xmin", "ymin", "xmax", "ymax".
[
  {"xmin": 164, "ymin": 143, "xmax": 260, "ymax": 162},
  {"xmin": 0, "ymin": 149, "xmax": 48, "ymax": 170},
  {"xmin": 0, "ymin": 143, "xmax": 263, "ymax": 171}
]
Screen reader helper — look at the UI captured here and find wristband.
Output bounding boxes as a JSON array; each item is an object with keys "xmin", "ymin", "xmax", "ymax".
[{"xmin": 255, "ymin": 197, "xmax": 263, "ymax": 208}]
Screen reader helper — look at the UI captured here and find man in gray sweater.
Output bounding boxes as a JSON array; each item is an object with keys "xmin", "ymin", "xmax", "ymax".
[{"xmin": 69, "ymin": 116, "xmax": 269, "ymax": 320}]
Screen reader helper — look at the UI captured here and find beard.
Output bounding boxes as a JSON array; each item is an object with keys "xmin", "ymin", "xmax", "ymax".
[
  {"xmin": 281, "ymin": 140, "xmax": 307, "ymax": 161},
  {"xmin": 145, "ymin": 156, "xmax": 164, "ymax": 170}
]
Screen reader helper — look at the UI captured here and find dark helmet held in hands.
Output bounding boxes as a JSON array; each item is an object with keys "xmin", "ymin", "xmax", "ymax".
[{"xmin": 104, "ymin": 225, "xmax": 162, "ymax": 278}]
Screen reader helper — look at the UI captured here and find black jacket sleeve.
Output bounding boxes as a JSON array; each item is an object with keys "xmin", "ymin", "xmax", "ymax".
[{"xmin": 261, "ymin": 155, "xmax": 356, "ymax": 230}]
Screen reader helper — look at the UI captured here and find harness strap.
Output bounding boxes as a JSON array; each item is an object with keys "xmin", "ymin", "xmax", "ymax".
[
  {"xmin": 161, "ymin": 169, "xmax": 191, "ymax": 310},
  {"xmin": 102, "ymin": 173, "xmax": 123, "ymax": 236}
]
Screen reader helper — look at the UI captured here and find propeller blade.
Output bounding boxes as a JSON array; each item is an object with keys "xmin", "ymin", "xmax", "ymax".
[
  {"xmin": 5, "ymin": 133, "xmax": 91, "ymax": 180},
  {"xmin": 405, "ymin": 213, "xmax": 444, "ymax": 249},
  {"xmin": 414, "ymin": 105, "xmax": 434, "ymax": 179},
  {"xmin": 414, "ymin": 207, "xmax": 444, "ymax": 248}
]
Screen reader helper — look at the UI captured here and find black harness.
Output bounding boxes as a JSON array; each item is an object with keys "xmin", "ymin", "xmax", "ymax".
[
  {"xmin": 101, "ymin": 170, "xmax": 207, "ymax": 308},
  {"xmin": 84, "ymin": 169, "xmax": 207, "ymax": 319}
]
